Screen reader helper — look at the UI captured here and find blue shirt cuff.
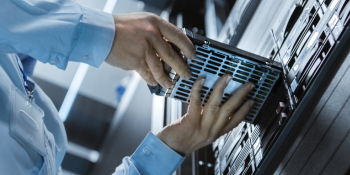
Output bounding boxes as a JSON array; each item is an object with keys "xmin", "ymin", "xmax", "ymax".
[
  {"xmin": 131, "ymin": 132, "xmax": 185, "ymax": 175},
  {"xmin": 68, "ymin": 5, "xmax": 115, "ymax": 68}
]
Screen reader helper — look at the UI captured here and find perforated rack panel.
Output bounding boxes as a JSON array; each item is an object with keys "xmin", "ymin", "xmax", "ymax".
[
  {"xmin": 207, "ymin": 0, "xmax": 350, "ymax": 174},
  {"xmin": 148, "ymin": 29, "xmax": 282, "ymax": 123}
]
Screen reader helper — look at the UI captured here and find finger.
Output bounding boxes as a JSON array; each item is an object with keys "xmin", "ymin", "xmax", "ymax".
[
  {"xmin": 222, "ymin": 82, "xmax": 255, "ymax": 110},
  {"xmin": 188, "ymin": 78, "xmax": 206, "ymax": 118},
  {"xmin": 216, "ymin": 82, "xmax": 255, "ymax": 127},
  {"xmin": 136, "ymin": 66, "xmax": 157, "ymax": 86},
  {"xmin": 206, "ymin": 74, "xmax": 232, "ymax": 108},
  {"xmin": 156, "ymin": 19, "xmax": 196, "ymax": 60},
  {"xmin": 145, "ymin": 48, "xmax": 172, "ymax": 88},
  {"xmin": 202, "ymin": 74, "xmax": 232, "ymax": 127},
  {"xmin": 218, "ymin": 100, "xmax": 254, "ymax": 136},
  {"xmin": 151, "ymin": 35, "xmax": 191, "ymax": 80}
]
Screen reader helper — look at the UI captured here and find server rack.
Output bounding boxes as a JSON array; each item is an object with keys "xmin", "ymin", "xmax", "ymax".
[
  {"xmin": 198, "ymin": 0, "xmax": 350, "ymax": 174},
  {"xmin": 156, "ymin": 0, "xmax": 350, "ymax": 174}
]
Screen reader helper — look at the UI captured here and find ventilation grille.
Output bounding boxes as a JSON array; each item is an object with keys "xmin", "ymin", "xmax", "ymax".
[{"xmin": 169, "ymin": 45, "xmax": 281, "ymax": 123}]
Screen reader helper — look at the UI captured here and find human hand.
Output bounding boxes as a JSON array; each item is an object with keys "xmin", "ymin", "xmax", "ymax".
[
  {"xmin": 156, "ymin": 75, "xmax": 255, "ymax": 155},
  {"xmin": 106, "ymin": 12, "xmax": 196, "ymax": 88}
]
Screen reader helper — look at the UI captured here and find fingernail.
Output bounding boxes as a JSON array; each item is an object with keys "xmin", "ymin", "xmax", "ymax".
[
  {"xmin": 250, "ymin": 84, "xmax": 255, "ymax": 90},
  {"xmin": 185, "ymin": 71, "xmax": 192, "ymax": 80},
  {"xmin": 165, "ymin": 80, "xmax": 172, "ymax": 89},
  {"xmin": 226, "ymin": 75, "xmax": 232, "ymax": 85},
  {"xmin": 201, "ymin": 79, "xmax": 206, "ymax": 86},
  {"xmin": 249, "ymin": 100, "xmax": 255, "ymax": 109},
  {"xmin": 153, "ymin": 82, "xmax": 158, "ymax": 86},
  {"xmin": 192, "ymin": 52, "xmax": 197, "ymax": 60}
]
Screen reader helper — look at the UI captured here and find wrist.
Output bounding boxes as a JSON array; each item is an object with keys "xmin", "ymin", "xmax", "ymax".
[{"xmin": 156, "ymin": 131, "xmax": 187, "ymax": 156}]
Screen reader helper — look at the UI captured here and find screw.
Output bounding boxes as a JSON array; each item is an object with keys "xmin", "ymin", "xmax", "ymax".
[
  {"xmin": 192, "ymin": 27, "xmax": 198, "ymax": 34},
  {"xmin": 266, "ymin": 61, "xmax": 272, "ymax": 67}
]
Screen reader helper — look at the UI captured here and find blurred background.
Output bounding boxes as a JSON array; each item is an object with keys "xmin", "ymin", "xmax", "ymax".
[{"xmin": 32, "ymin": 0, "xmax": 208, "ymax": 174}]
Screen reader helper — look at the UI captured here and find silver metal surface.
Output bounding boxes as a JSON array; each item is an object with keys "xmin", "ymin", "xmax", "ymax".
[
  {"xmin": 168, "ymin": 45, "xmax": 281, "ymax": 122},
  {"xmin": 149, "ymin": 30, "xmax": 282, "ymax": 122}
]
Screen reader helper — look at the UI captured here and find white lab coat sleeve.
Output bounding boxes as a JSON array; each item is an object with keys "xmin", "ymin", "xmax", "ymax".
[
  {"xmin": 0, "ymin": 0, "xmax": 115, "ymax": 69},
  {"xmin": 112, "ymin": 132, "xmax": 185, "ymax": 175}
]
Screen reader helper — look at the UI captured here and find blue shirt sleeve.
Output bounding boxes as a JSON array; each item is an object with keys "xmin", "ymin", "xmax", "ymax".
[
  {"xmin": 113, "ymin": 132, "xmax": 185, "ymax": 175},
  {"xmin": 0, "ymin": 0, "xmax": 115, "ymax": 69}
]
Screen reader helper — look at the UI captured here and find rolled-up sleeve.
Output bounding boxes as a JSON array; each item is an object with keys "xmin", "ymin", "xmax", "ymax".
[
  {"xmin": 113, "ymin": 132, "xmax": 185, "ymax": 175},
  {"xmin": 0, "ymin": 0, "xmax": 115, "ymax": 69}
]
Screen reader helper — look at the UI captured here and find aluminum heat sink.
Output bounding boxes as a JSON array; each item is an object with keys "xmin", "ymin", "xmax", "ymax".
[{"xmin": 148, "ymin": 29, "xmax": 282, "ymax": 123}]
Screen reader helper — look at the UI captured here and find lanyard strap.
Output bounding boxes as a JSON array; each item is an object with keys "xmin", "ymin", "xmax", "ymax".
[
  {"xmin": 16, "ymin": 58, "xmax": 31, "ymax": 92},
  {"xmin": 15, "ymin": 56, "xmax": 34, "ymax": 101}
]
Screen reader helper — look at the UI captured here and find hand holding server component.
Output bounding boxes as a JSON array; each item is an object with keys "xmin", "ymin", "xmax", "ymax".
[{"xmin": 148, "ymin": 28, "xmax": 283, "ymax": 123}]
